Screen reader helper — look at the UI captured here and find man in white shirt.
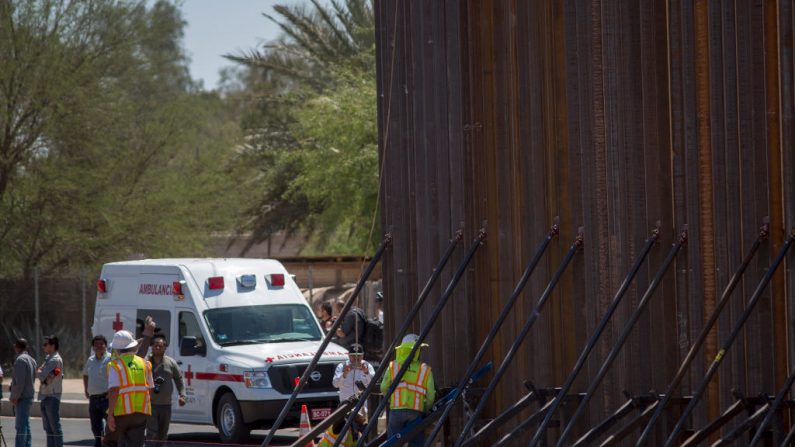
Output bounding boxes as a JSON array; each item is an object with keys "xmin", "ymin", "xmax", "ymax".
[
  {"xmin": 83, "ymin": 335, "xmax": 111, "ymax": 447},
  {"xmin": 332, "ymin": 343, "xmax": 374, "ymax": 438}
]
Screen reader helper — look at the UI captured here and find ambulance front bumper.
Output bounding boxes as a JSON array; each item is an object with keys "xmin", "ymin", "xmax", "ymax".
[{"xmin": 240, "ymin": 396, "xmax": 340, "ymax": 425}]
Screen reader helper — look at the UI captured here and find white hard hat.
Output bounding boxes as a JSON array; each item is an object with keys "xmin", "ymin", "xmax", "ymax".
[
  {"xmin": 402, "ymin": 334, "xmax": 420, "ymax": 344},
  {"xmin": 398, "ymin": 333, "xmax": 428, "ymax": 348},
  {"xmin": 111, "ymin": 330, "xmax": 138, "ymax": 350}
]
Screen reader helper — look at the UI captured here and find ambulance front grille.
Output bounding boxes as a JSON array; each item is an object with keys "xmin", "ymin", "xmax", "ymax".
[{"xmin": 268, "ymin": 363, "xmax": 337, "ymax": 394}]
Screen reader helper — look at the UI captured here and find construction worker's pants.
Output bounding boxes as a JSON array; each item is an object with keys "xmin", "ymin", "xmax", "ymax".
[
  {"xmin": 103, "ymin": 413, "xmax": 147, "ymax": 447},
  {"xmin": 387, "ymin": 409, "xmax": 424, "ymax": 447}
]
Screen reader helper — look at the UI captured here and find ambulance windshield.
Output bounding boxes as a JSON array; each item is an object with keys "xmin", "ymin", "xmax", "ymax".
[{"xmin": 204, "ymin": 304, "xmax": 322, "ymax": 346}]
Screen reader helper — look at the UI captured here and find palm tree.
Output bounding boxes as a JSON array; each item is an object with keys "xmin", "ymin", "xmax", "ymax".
[
  {"xmin": 226, "ymin": 0, "xmax": 374, "ymax": 88},
  {"xmin": 225, "ymin": 0, "xmax": 376, "ymax": 255}
]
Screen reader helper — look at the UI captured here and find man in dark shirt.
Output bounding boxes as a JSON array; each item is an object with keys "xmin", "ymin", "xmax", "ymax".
[
  {"xmin": 10, "ymin": 338, "xmax": 38, "ymax": 447},
  {"xmin": 145, "ymin": 334, "xmax": 186, "ymax": 445},
  {"xmin": 335, "ymin": 298, "xmax": 366, "ymax": 351}
]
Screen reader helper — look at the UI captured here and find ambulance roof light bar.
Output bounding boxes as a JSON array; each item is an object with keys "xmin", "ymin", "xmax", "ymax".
[
  {"xmin": 267, "ymin": 273, "xmax": 285, "ymax": 287},
  {"xmin": 208, "ymin": 276, "xmax": 225, "ymax": 290},
  {"xmin": 238, "ymin": 274, "xmax": 257, "ymax": 288}
]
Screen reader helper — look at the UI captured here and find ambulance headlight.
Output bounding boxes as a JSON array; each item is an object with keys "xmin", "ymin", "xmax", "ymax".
[{"xmin": 244, "ymin": 371, "xmax": 272, "ymax": 388}]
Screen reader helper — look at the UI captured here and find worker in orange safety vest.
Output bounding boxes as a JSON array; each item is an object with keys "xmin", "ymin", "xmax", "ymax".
[
  {"xmin": 102, "ymin": 330, "xmax": 153, "ymax": 447},
  {"xmin": 317, "ymin": 411, "xmax": 366, "ymax": 447},
  {"xmin": 380, "ymin": 334, "xmax": 435, "ymax": 447}
]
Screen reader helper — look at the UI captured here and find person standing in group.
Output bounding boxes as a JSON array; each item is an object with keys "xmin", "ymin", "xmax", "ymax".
[
  {"xmin": 333, "ymin": 344, "xmax": 375, "ymax": 405},
  {"xmin": 333, "ymin": 343, "xmax": 375, "ymax": 439},
  {"xmin": 317, "ymin": 413, "xmax": 363, "ymax": 447},
  {"xmin": 318, "ymin": 301, "xmax": 335, "ymax": 333},
  {"xmin": 375, "ymin": 292, "xmax": 384, "ymax": 324},
  {"xmin": 335, "ymin": 298, "xmax": 366, "ymax": 351},
  {"xmin": 380, "ymin": 334, "xmax": 435, "ymax": 447},
  {"xmin": 145, "ymin": 334, "xmax": 186, "ymax": 445},
  {"xmin": 38, "ymin": 335, "xmax": 64, "ymax": 447},
  {"xmin": 103, "ymin": 330, "xmax": 153, "ymax": 447},
  {"xmin": 83, "ymin": 335, "xmax": 112, "ymax": 447},
  {"xmin": 9, "ymin": 338, "xmax": 37, "ymax": 447}
]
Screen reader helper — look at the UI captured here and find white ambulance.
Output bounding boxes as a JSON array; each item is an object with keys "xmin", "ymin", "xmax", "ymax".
[{"xmin": 91, "ymin": 258, "xmax": 348, "ymax": 443}]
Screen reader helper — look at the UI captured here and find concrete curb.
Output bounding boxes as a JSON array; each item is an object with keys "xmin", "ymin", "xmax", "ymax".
[
  {"xmin": 2, "ymin": 379, "xmax": 89, "ymax": 418},
  {"xmin": 1, "ymin": 398, "xmax": 88, "ymax": 418}
]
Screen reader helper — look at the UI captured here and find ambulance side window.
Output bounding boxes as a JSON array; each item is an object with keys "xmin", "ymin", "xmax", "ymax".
[
  {"xmin": 136, "ymin": 309, "xmax": 171, "ymax": 343},
  {"xmin": 179, "ymin": 311, "xmax": 205, "ymax": 356}
]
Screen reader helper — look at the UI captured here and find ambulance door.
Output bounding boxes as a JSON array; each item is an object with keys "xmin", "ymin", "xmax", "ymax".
[{"xmin": 173, "ymin": 309, "xmax": 210, "ymax": 421}]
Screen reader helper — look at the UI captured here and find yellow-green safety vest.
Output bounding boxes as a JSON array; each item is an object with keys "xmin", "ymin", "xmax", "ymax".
[
  {"xmin": 387, "ymin": 360, "xmax": 432, "ymax": 412},
  {"xmin": 317, "ymin": 427, "xmax": 354, "ymax": 447},
  {"xmin": 108, "ymin": 353, "xmax": 152, "ymax": 416}
]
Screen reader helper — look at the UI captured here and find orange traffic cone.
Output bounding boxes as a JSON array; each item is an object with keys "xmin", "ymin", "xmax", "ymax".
[{"xmin": 299, "ymin": 404, "xmax": 315, "ymax": 446}]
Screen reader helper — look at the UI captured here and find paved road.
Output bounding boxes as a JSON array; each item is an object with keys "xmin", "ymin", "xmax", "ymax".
[{"xmin": 0, "ymin": 416, "xmax": 300, "ymax": 446}]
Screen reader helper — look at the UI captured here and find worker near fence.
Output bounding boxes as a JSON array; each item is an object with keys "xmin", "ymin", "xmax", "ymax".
[
  {"xmin": 380, "ymin": 334, "xmax": 436, "ymax": 447},
  {"xmin": 317, "ymin": 411, "xmax": 365, "ymax": 447},
  {"xmin": 10, "ymin": 338, "xmax": 38, "ymax": 447},
  {"xmin": 333, "ymin": 343, "xmax": 375, "ymax": 438},
  {"xmin": 38, "ymin": 335, "xmax": 64, "ymax": 447},
  {"xmin": 145, "ymin": 334, "xmax": 186, "ymax": 445},
  {"xmin": 103, "ymin": 330, "xmax": 153, "ymax": 447},
  {"xmin": 83, "ymin": 335, "xmax": 112, "ymax": 447}
]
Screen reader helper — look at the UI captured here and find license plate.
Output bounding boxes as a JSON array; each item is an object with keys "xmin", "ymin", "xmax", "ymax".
[{"xmin": 311, "ymin": 407, "xmax": 332, "ymax": 420}]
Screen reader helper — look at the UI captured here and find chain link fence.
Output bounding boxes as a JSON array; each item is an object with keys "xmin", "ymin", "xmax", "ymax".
[{"xmin": 0, "ymin": 270, "xmax": 94, "ymax": 376}]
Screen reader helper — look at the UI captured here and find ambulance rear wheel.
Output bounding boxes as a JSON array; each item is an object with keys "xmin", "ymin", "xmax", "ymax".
[{"xmin": 217, "ymin": 392, "xmax": 249, "ymax": 443}]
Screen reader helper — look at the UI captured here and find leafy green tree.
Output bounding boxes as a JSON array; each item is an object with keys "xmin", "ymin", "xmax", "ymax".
[
  {"xmin": 0, "ymin": 0, "xmax": 247, "ymax": 278},
  {"xmin": 229, "ymin": 0, "xmax": 378, "ymax": 254},
  {"xmin": 288, "ymin": 64, "xmax": 378, "ymax": 253}
]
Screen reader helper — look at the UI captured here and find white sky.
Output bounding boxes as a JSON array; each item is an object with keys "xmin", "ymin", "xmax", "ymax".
[{"xmin": 181, "ymin": 0, "xmax": 300, "ymax": 90}]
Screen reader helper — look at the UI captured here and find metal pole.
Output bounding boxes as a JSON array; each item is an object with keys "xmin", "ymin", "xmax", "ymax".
[
  {"xmin": 748, "ymin": 365, "xmax": 795, "ymax": 446},
  {"xmin": 421, "ymin": 219, "xmax": 561, "ymax": 447},
  {"xmin": 288, "ymin": 398, "xmax": 355, "ymax": 447},
  {"xmin": 636, "ymin": 219, "xmax": 769, "ymax": 445},
  {"xmin": 528, "ymin": 224, "xmax": 661, "ymax": 446},
  {"xmin": 454, "ymin": 228, "xmax": 584, "ymax": 447},
  {"xmin": 780, "ymin": 420, "xmax": 795, "ymax": 446},
  {"xmin": 354, "ymin": 229, "xmax": 487, "ymax": 446},
  {"xmin": 34, "ymin": 266, "xmax": 40, "ymax": 358},
  {"xmin": 664, "ymin": 228, "xmax": 795, "ymax": 447},
  {"xmin": 261, "ymin": 234, "xmax": 392, "ymax": 447},
  {"xmin": 554, "ymin": 226, "xmax": 688, "ymax": 447},
  {"xmin": 308, "ymin": 266, "xmax": 314, "ymax": 301},
  {"xmin": 82, "ymin": 270, "xmax": 87, "ymax": 357},
  {"xmin": 329, "ymin": 230, "xmax": 465, "ymax": 447}
]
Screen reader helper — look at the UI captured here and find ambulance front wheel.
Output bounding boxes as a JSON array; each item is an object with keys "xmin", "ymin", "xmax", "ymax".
[{"xmin": 217, "ymin": 392, "xmax": 250, "ymax": 443}]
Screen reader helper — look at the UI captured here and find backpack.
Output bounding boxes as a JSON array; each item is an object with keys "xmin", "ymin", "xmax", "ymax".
[{"xmin": 361, "ymin": 314, "xmax": 384, "ymax": 362}]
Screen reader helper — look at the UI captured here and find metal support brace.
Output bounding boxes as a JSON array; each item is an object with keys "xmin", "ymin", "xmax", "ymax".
[
  {"xmin": 572, "ymin": 393, "xmax": 657, "ymax": 446},
  {"xmin": 461, "ymin": 382, "xmax": 544, "ymax": 447},
  {"xmin": 748, "ymin": 364, "xmax": 795, "ymax": 446},
  {"xmin": 664, "ymin": 228, "xmax": 795, "ymax": 447},
  {"xmin": 355, "ymin": 229, "xmax": 487, "ymax": 446},
  {"xmin": 329, "ymin": 230, "xmax": 464, "ymax": 446},
  {"xmin": 288, "ymin": 399, "xmax": 355, "ymax": 447},
  {"xmin": 599, "ymin": 401, "xmax": 659, "ymax": 447},
  {"xmin": 710, "ymin": 403, "xmax": 769, "ymax": 447},
  {"xmin": 491, "ymin": 391, "xmax": 586, "ymax": 447},
  {"xmin": 529, "ymin": 224, "xmax": 662, "ymax": 446},
  {"xmin": 454, "ymin": 228, "xmax": 584, "ymax": 447},
  {"xmin": 262, "ymin": 234, "xmax": 392, "ymax": 446},
  {"xmin": 554, "ymin": 226, "xmax": 688, "ymax": 447},
  {"xmin": 680, "ymin": 395, "xmax": 757, "ymax": 447},
  {"xmin": 637, "ymin": 218, "xmax": 770, "ymax": 445},
  {"xmin": 382, "ymin": 363, "xmax": 493, "ymax": 447},
  {"xmin": 422, "ymin": 219, "xmax": 560, "ymax": 447},
  {"xmin": 601, "ymin": 396, "xmax": 691, "ymax": 446}
]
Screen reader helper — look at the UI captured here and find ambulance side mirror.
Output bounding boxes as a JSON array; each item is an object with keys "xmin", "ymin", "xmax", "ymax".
[{"xmin": 180, "ymin": 336, "xmax": 202, "ymax": 356}]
